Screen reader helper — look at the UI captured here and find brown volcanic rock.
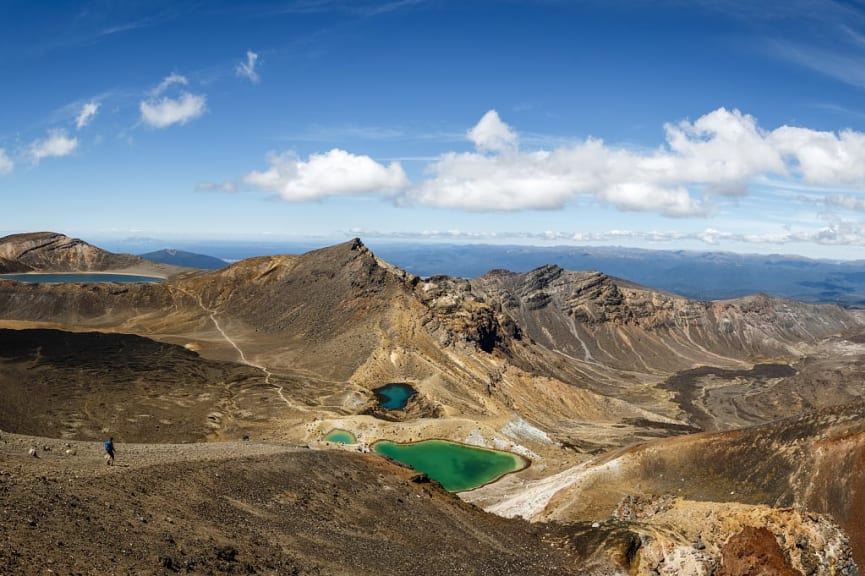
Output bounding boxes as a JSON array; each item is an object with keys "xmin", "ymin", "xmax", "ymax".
[
  {"xmin": 0, "ymin": 328, "xmax": 266, "ymax": 442},
  {"xmin": 0, "ymin": 435, "xmax": 582, "ymax": 576},
  {"xmin": 172, "ymin": 238, "xmax": 426, "ymax": 380},
  {"xmin": 718, "ymin": 527, "xmax": 801, "ymax": 576},
  {"xmin": 0, "ymin": 232, "xmax": 143, "ymax": 272},
  {"xmin": 472, "ymin": 266, "xmax": 860, "ymax": 374},
  {"xmin": 530, "ymin": 401, "xmax": 865, "ymax": 570},
  {"xmin": 189, "ymin": 238, "xmax": 416, "ymax": 339}
]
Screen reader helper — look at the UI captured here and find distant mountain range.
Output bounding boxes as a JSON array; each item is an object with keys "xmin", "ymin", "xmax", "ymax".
[
  {"xmin": 138, "ymin": 248, "xmax": 227, "ymax": 270},
  {"xmin": 55, "ymin": 235, "xmax": 865, "ymax": 305},
  {"xmin": 368, "ymin": 243, "xmax": 865, "ymax": 307}
]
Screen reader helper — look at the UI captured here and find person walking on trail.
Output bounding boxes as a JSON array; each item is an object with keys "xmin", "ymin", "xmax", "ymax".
[{"xmin": 104, "ymin": 437, "xmax": 115, "ymax": 466}]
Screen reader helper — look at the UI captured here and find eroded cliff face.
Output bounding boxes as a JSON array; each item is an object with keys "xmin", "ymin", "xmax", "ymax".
[
  {"xmin": 471, "ymin": 265, "xmax": 859, "ymax": 373},
  {"xmin": 553, "ymin": 498, "xmax": 858, "ymax": 575},
  {"xmin": 515, "ymin": 402, "xmax": 865, "ymax": 571}
]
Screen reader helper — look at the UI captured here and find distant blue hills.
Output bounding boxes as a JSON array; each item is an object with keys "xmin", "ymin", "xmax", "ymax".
[
  {"xmin": 369, "ymin": 244, "xmax": 865, "ymax": 307},
  {"xmin": 138, "ymin": 249, "xmax": 227, "ymax": 270}
]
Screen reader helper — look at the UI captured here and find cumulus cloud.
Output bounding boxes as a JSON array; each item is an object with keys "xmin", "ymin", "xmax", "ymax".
[
  {"xmin": 29, "ymin": 129, "xmax": 78, "ymax": 163},
  {"xmin": 0, "ymin": 149, "xmax": 12, "ymax": 175},
  {"xmin": 467, "ymin": 110, "xmax": 517, "ymax": 153},
  {"xmin": 404, "ymin": 107, "xmax": 865, "ymax": 216},
  {"xmin": 243, "ymin": 148, "xmax": 409, "ymax": 201},
  {"xmin": 236, "ymin": 50, "xmax": 260, "ymax": 83},
  {"xmin": 225, "ymin": 107, "xmax": 865, "ymax": 220},
  {"xmin": 769, "ymin": 126, "xmax": 865, "ymax": 185},
  {"xmin": 75, "ymin": 101, "xmax": 100, "ymax": 130},
  {"xmin": 140, "ymin": 93, "xmax": 206, "ymax": 128},
  {"xmin": 140, "ymin": 74, "xmax": 206, "ymax": 129}
]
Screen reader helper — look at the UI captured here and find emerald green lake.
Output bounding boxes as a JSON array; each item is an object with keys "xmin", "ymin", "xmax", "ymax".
[
  {"xmin": 373, "ymin": 440, "xmax": 528, "ymax": 492},
  {"xmin": 373, "ymin": 383, "xmax": 416, "ymax": 410},
  {"xmin": 0, "ymin": 273, "xmax": 163, "ymax": 284},
  {"xmin": 323, "ymin": 429, "xmax": 356, "ymax": 444}
]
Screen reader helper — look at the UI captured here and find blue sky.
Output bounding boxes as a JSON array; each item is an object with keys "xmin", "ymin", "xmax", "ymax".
[{"xmin": 4, "ymin": 0, "xmax": 865, "ymax": 259}]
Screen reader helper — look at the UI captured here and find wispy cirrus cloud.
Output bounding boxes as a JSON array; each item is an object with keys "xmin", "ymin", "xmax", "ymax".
[
  {"xmin": 825, "ymin": 194, "xmax": 865, "ymax": 211},
  {"xmin": 236, "ymin": 50, "xmax": 260, "ymax": 83},
  {"xmin": 271, "ymin": 0, "xmax": 426, "ymax": 16},
  {"xmin": 151, "ymin": 73, "xmax": 188, "ymax": 96},
  {"xmin": 75, "ymin": 101, "xmax": 100, "ymax": 129},
  {"xmin": 196, "ymin": 181, "xmax": 237, "ymax": 193},
  {"xmin": 0, "ymin": 149, "xmax": 13, "ymax": 175},
  {"xmin": 29, "ymin": 129, "xmax": 78, "ymax": 163},
  {"xmin": 139, "ymin": 73, "xmax": 207, "ymax": 129}
]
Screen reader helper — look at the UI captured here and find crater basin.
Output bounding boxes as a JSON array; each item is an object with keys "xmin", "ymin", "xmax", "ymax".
[
  {"xmin": 373, "ymin": 439, "xmax": 529, "ymax": 492},
  {"xmin": 373, "ymin": 383, "xmax": 417, "ymax": 410},
  {"xmin": 323, "ymin": 429, "xmax": 357, "ymax": 444}
]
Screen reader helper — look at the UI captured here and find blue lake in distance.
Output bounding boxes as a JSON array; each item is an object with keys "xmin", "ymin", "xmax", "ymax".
[{"xmin": 0, "ymin": 273, "xmax": 164, "ymax": 284}]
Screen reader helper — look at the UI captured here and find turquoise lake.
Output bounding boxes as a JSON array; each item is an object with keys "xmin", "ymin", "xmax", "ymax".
[
  {"xmin": 373, "ymin": 383, "xmax": 416, "ymax": 410},
  {"xmin": 373, "ymin": 439, "xmax": 528, "ymax": 492},
  {"xmin": 323, "ymin": 429, "xmax": 357, "ymax": 444},
  {"xmin": 0, "ymin": 273, "xmax": 164, "ymax": 284}
]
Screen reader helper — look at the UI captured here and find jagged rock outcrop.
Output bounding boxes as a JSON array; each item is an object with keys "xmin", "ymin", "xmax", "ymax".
[
  {"xmin": 472, "ymin": 266, "xmax": 859, "ymax": 373},
  {"xmin": 414, "ymin": 274, "xmax": 520, "ymax": 353}
]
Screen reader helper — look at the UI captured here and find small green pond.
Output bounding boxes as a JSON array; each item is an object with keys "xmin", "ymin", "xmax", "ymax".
[
  {"xmin": 373, "ymin": 440, "xmax": 528, "ymax": 492},
  {"xmin": 323, "ymin": 429, "xmax": 357, "ymax": 444}
]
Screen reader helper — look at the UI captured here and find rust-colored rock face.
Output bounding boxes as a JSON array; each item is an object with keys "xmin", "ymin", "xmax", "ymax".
[{"xmin": 718, "ymin": 527, "xmax": 801, "ymax": 576}]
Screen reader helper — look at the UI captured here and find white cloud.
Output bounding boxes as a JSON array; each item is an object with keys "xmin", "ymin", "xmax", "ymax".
[
  {"xmin": 403, "ymin": 107, "xmax": 865, "ymax": 216},
  {"xmin": 769, "ymin": 126, "xmax": 865, "ymax": 185},
  {"xmin": 75, "ymin": 101, "xmax": 100, "ymax": 130},
  {"xmin": 236, "ymin": 50, "xmax": 260, "ymax": 83},
  {"xmin": 352, "ymin": 221, "xmax": 865, "ymax": 248},
  {"xmin": 243, "ymin": 148, "xmax": 409, "ymax": 201},
  {"xmin": 467, "ymin": 110, "xmax": 517, "ymax": 153},
  {"xmin": 152, "ymin": 73, "xmax": 188, "ymax": 96},
  {"xmin": 29, "ymin": 129, "xmax": 78, "ymax": 163},
  {"xmin": 0, "ymin": 149, "xmax": 12, "ymax": 175},
  {"xmin": 140, "ymin": 92, "xmax": 206, "ymax": 128},
  {"xmin": 825, "ymin": 194, "xmax": 865, "ymax": 211},
  {"xmin": 225, "ymin": 107, "xmax": 865, "ymax": 221},
  {"xmin": 139, "ymin": 73, "xmax": 206, "ymax": 129}
]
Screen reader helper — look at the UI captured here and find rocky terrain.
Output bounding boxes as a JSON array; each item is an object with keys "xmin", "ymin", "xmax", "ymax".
[
  {"xmin": 0, "ymin": 432, "xmax": 580, "ymax": 576},
  {"xmin": 1, "ymin": 232, "xmax": 864, "ymax": 574},
  {"xmin": 0, "ymin": 232, "xmax": 189, "ymax": 277}
]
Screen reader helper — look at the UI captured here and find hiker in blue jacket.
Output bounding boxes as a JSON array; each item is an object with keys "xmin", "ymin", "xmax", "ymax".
[{"xmin": 104, "ymin": 437, "xmax": 115, "ymax": 465}]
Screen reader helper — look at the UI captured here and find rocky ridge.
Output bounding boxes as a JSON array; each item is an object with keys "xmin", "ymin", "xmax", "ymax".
[{"xmin": 0, "ymin": 232, "xmax": 186, "ymax": 277}]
